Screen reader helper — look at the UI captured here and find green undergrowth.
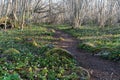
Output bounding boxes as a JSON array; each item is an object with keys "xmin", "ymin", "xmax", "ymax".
[
  {"xmin": 0, "ymin": 25, "xmax": 90, "ymax": 80},
  {"xmin": 45, "ymin": 24, "xmax": 120, "ymax": 61},
  {"xmin": 0, "ymin": 48, "xmax": 90, "ymax": 80}
]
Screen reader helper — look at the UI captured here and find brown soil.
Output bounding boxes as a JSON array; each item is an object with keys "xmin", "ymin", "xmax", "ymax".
[{"xmin": 53, "ymin": 30, "xmax": 120, "ymax": 80}]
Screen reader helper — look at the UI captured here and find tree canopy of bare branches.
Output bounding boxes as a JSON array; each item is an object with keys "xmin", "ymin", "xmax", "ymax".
[{"xmin": 0, "ymin": 0, "xmax": 119, "ymax": 29}]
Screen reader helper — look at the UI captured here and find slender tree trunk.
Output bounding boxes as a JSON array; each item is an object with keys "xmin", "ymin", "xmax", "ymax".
[
  {"xmin": 4, "ymin": 0, "xmax": 11, "ymax": 30},
  {"xmin": 21, "ymin": 0, "xmax": 26, "ymax": 30},
  {"xmin": 13, "ymin": 0, "xmax": 18, "ymax": 28}
]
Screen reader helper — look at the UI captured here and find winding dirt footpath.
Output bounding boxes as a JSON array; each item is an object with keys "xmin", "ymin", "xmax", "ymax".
[{"xmin": 53, "ymin": 30, "xmax": 120, "ymax": 80}]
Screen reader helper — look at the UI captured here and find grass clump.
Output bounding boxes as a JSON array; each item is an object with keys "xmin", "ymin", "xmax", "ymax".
[
  {"xmin": 46, "ymin": 48, "xmax": 74, "ymax": 60},
  {"xmin": 79, "ymin": 42, "xmax": 97, "ymax": 53},
  {"xmin": 3, "ymin": 48, "xmax": 20, "ymax": 54},
  {"xmin": 23, "ymin": 37, "xmax": 40, "ymax": 48}
]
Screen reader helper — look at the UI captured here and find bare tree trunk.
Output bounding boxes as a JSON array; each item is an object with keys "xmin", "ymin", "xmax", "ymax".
[
  {"xmin": 0, "ymin": 0, "xmax": 4, "ymax": 17},
  {"xmin": 49, "ymin": 0, "xmax": 52, "ymax": 23},
  {"xmin": 4, "ymin": 0, "xmax": 12, "ymax": 30},
  {"xmin": 13, "ymin": 0, "xmax": 18, "ymax": 22},
  {"xmin": 21, "ymin": 0, "xmax": 26, "ymax": 30}
]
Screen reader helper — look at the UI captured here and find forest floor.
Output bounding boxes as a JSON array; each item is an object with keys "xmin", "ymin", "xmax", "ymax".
[{"xmin": 53, "ymin": 29, "xmax": 120, "ymax": 80}]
